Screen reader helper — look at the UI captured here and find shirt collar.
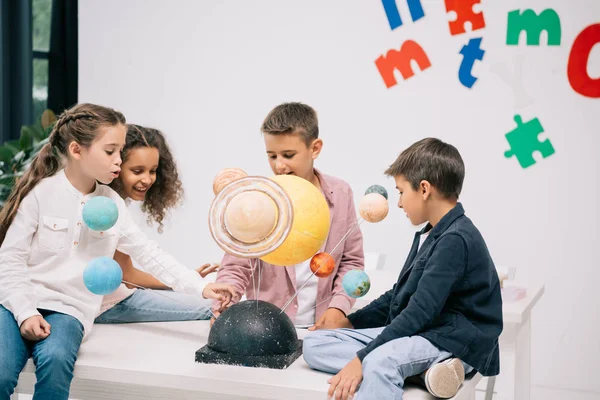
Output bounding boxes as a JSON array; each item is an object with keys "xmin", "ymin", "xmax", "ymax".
[
  {"xmin": 421, "ymin": 202, "xmax": 465, "ymax": 239},
  {"xmin": 57, "ymin": 168, "xmax": 101, "ymax": 199},
  {"xmin": 314, "ymin": 169, "xmax": 334, "ymax": 206}
]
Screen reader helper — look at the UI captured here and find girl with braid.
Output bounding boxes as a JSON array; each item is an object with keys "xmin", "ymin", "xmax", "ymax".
[{"xmin": 0, "ymin": 104, "xmax": 235, "ymax": 400}]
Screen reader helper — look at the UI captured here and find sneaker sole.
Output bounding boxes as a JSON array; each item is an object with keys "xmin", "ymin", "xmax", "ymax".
[{"xmin": 424, "ymin": 358, "xmax": 465, "ymax": 398}]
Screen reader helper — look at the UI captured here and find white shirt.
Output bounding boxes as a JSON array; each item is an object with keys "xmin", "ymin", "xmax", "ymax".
[
  {"xmin": 294, "ymin": 258, "xmax": 318, "ymax": 327},
  {"xmin": 0, "ymin": 169, "xmax": 207, "ymax": 336},
  {"xmin": 418, "ymin": 231, "xmax": 430, "ymax": 251}
]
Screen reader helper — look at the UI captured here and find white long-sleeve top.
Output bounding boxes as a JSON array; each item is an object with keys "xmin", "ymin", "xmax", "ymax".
[{"xmin": 0, "ymin": 169, "xmax": 207, "ymax": 336}]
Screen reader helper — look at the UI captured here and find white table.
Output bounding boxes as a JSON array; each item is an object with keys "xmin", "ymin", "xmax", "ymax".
[
  {"xmin": 14, "ymin": 266, "xmax": 542, "ymax": 400},
  {"xmin": 15, "ymin": 321, "xmax": 481, "ymax": 400},
  {"xmin": 355, "ymin": 269, "xmax": 545, "ymax": 400}
]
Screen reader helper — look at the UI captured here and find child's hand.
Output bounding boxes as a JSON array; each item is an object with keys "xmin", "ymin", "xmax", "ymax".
[
  {"xmin": 20, "ymin": 315, "xmax": 51, "ymax": 341},
  {"xmin": 202, "ymin": 283, "xmax": 237, "ymax": 307},
  {"xmin": 309, "ymin": 308, "xmax": 353, "ymax": 331},
  {"xmin": 209, "ymin": 309, "xmax": 221, "ymax": 328},
  {"xmin": 327, "ymin": 356, "xmax": 363, "ymax": 400},
  {"xmin": 196, "ymin": 263, "xmax": 219, "ymax": 278}
]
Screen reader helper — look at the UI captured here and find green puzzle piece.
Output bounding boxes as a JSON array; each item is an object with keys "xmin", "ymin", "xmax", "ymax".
[{"xmin": 504, "ymin": 115, "xmax": 555, "ymax": 169}]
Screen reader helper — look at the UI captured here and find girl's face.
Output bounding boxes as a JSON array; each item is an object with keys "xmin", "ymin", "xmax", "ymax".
[
  {"xmin": 77, "ymin": 124, "xmax": 126, "ymax": 185},
  {"xmin": 118, "ymin": 146, "xmax": 160, "ymax": 201}
]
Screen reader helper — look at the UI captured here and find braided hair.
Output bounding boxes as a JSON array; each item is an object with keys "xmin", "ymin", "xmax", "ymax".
[{"xmin": 0, "ymin": 103, "xmax": 126, "ymax": 245}]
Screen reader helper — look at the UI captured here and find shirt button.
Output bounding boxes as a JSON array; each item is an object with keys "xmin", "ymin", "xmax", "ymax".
[
  {"xmin": 53, "ymin": 224, "xmax": 57, "ymax": 229},
  {"xmin": 74, "ymin": 241, "xmax": 79, "ymax": 246},
  {"xmin": 100, "ymin": 232, "xmax": 104, "ymax": 236},
  {"xmin": 77, "ymin": 222, "xmax": 82, "ymax": 227},
  {"xmin": 81, "ymin": 201, "xmax": 85, "ymax": 206}
]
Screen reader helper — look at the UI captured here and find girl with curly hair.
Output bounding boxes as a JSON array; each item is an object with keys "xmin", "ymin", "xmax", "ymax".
[{"xmin": 95, "ymin": 125, "xmax": 219, "ymax": 324}]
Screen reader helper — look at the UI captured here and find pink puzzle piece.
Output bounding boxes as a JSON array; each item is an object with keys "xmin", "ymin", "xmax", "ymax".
[{"xmin": 445, "ymin": 0, "xmax": 486, "ymax": 35}]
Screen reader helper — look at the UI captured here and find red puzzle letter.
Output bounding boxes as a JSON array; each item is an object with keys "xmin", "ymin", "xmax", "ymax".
[
  {"xmin": 568, "ymin": 23, "xmax": 600, "ymax": 98},
  {"xmin": 444, "ymin": 0, "xmax": 485, "ymax": 36},
  {"xmin": 375, "ymin": 40, "xmax": 431, "ymax": 88}
]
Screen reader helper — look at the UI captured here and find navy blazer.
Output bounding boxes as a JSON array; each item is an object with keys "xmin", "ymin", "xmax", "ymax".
[{"xmin": 347, "ymin": 203, "xmax": 503, "ymax": 376}]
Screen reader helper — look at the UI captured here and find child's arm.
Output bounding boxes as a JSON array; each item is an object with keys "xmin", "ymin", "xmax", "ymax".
[
  {"xmin": 212, "ymin": 253, "xmax": 252, "ymax": 310},
  {"xmin": 355, "ymin": 234, "xmax": 467, "ymax": 362},
  {"xmin": 116, "ymin": 203, "xmax": 221, "ymax": 298},
  {"xmin": 116, "ymin": 250, "xmax": 217, "ymax": 290},
  {"xmin": 327, "ymin": 190, "xmax": 366, "ymax": 315},
  {"xmin": 117, "ymin": 250, "xmax": 170, "ymax": 289},
  {"xmin": 0, "ymin": 192, "xmax": 43, "ymax": 327}
]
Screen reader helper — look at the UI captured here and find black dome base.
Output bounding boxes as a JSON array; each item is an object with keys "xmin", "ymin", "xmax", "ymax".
[
  {"xmin": 195, "ymin": 300, "xmax": 303, "ymax": 370},
  {"xmin": 195, "ymin": 339, "xmax": 302, "ymax": 369}
]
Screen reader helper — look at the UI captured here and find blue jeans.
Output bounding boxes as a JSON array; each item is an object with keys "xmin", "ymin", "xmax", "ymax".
[
  {"xmin": 303, "ymin": 327, "xmax": 473, "ymax": 400},
  {"xmin": 95, "ymin": 289, "xmax": 213, "ymax": 324},
  {"xmin": 0, "ymin": 305, "xmax": 84, "ymax": 400}
]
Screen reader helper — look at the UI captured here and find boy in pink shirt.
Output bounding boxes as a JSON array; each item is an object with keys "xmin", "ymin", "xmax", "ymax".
[{"xmin": 213, "ymin": 102, "xmax": 365, "ymax": 329}]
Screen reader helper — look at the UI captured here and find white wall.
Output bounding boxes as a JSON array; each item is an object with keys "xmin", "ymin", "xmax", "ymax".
[{"xmin": 79, "ymin": 0, "xmax": 599, "ymax": 396}]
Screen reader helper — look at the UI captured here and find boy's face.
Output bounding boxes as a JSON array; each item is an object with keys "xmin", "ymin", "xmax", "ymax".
[
  {"xmin": 394, "ymin": 174, "xmax": 428, "ymax": 226},
  {"xmin": 264, "ymin": 132, "xmax": 322, "ymax": 181}
]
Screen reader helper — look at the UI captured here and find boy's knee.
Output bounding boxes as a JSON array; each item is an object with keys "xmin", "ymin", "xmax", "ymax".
[
  {"xmin": 361, "ymin": 344, "xmax": 400, "ymax": 379},
  {"xmin": 302, "ymin": 333, "xmax": 322, "ymax": 367},
  {"xmin": 302, "ymin": 331, "xmax": 336, "ymax": 367}
]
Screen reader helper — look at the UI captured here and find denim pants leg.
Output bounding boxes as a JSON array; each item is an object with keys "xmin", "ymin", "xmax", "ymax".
[
  {"xmin": 95, "ymin": 289, "xmax": 213, "ymax": 324},
  {"xmin": 303, "ymin": 328, "xmax": 385, "ymax": 373},
  {"xmin": 303, "ymin": 328, "xmax": 471, "ymax": 400},
  {"xmin": 30, "ymin": 309, "xmax": 84, "ymax": 400},
  {"xmin": 0, "ymin": 305, "xmax": 30, "ymax": 400},
  {"xmin": 0, "ymin": 306, "xmax": 84, "ymax": 400}
]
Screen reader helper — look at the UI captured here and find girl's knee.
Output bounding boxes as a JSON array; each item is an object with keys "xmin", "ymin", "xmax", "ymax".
[
  {"xmin": 0, "ymin": 366, "xmax": 19, "ymax": 395},
  {"xmin": 36, "ymin": 346, "xmax": 77, "ymax": 372}
]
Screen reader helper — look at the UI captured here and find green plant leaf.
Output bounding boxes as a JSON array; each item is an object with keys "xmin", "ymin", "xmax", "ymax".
[
  {"xmin": 0, "ymin": 175, "xmax": 17, "ymax": 186},
  {"xmin": 5, "ymin": 140, "xmax": 21, "ymax": 154},
  {"xmin": 20, "ymin": 127, "xmax": 34, "ymax": 150},
  {"xmin": 0, "ymin": 147, "xmax": 15, "ymax": 164}
]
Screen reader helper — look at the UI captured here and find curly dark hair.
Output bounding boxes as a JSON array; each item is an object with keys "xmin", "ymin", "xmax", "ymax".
[{"xmin": 110, "ymin": 124, "xmax": 184, "ymax": 233}]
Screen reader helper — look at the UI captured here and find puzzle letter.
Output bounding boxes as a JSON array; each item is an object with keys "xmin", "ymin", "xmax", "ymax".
[
  {"xmin": 444, "ymin": 0, "xmax": 485, "ymax": 36},
  {"xmin": 567, "ymin": 23, "xmax": 600, "ymax": 98},
  {"xmin": 459, "ymin": 37, "xmax": 485, "ymax": 88},
  {"xmin": 376, "ymin": 40, "xmax": 432, "ymax": 88},
  {"xmin": 506, "ymin": 9, "xmax": 561, "ymax": 46},
  {"xmin": 381, "ymin": 0, "xmax": 425, "ymax": 31}
]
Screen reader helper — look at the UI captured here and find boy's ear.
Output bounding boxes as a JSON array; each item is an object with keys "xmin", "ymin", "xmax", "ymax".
[
  {"xmin": 310, "ymin": 138, "xmax": 323, "ymax": 160},
  {"xmin": 68, "ymin": 141, "xmax": 83, "ymax": 160},
  {"xmin": 420, "ymin": 180, "xmax": 432, "ymax": 200}
]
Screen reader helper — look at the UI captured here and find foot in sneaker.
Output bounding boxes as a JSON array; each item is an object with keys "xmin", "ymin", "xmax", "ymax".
[{"xmin": 424, "ymin": 358, "xmax": 465, "ymax": 398}]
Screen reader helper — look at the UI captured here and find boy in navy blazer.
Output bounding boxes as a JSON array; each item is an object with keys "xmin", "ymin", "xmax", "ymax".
[{"xmin": 303, "ymin": 138, "xmax": 503, "ymax": 400}]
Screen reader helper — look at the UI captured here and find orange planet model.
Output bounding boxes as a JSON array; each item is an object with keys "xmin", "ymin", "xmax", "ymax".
[{"xmin": 309, "ymin": 252, "xmax": 335, "ymax": 278}]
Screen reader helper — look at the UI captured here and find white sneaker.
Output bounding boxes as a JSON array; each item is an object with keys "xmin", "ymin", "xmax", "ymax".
[{"xmin": 424, "ymin": 358, "xmax": 465, "ymax": 398}]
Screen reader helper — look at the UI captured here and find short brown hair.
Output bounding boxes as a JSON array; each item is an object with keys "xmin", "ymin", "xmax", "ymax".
[
  {"xmin": 385, "ymin": 138, "xmax": 465, "ymax": 199},
  {"xmin": 260, "ymin": 102, "xmax": 318, "ymax": 146}
]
